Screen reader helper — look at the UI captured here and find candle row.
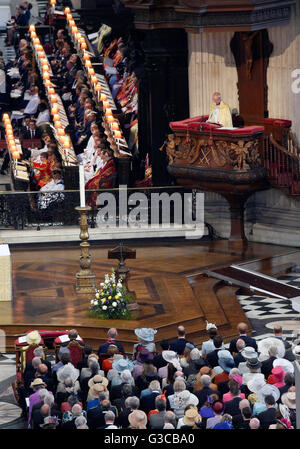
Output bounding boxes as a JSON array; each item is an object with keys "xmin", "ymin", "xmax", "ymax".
[
  {"xmin": 2, "ymin": 114, "xmax": 21, "ymax": 160},
  {"xmin": 29, "ymin": 25, "xmax": 72, "ymax": 156},
  {"xmin": 64, "ymin": 9, "xmax": 123, "ymax": 143}
]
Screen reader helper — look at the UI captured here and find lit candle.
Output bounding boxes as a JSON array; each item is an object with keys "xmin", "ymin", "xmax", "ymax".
[
  {"xmin": 103, "ymin": 101, "xmax": 110, "ymax": 109},
  {"xmin": 88, "ymin": 68, "xmax": 95, "ymax": 76},
  {"xmin": 55, "ymin": 121, "xmax": 62, "ymax": 129},
  {"xmin": 105, "ymin": 108, "xmax": 112, "ymax": 116},
  {"xmin": 83, "ymin": 52, "xmax": 90, "ymax": 61},
  {"xmin": 111, "ymin": 122, "xmax": 119, "ymax": 130},
  {"xmin": 114, "ymin": 130, "xmax": 122, "ymax": 138},
  {"xmin": 85, "ymin": 60, "xmax": 92, "ymax": 68},
  {"xmin": 31, "ymin": 31, "xmax": 37, "ymax": 38},
  {"xmin": 79, "ymin": 164, "xmax": 85, "ymax": 207},
  {"xmin": 69, "ymin": 19, "xmax": 75, "ymax": 27},
  {"xmin": 29, "ymin": 25, "xmax": 35, "ymax": 32},
  {"xmin": 91, "ymin": 76, "xmax": 97, "ymax": 84},
  {"xmin": 100, "ymin": 93, "xmax": 107, "ymax": 102},
  {"xmin": 66, "ymin": 13, "xmax": 72, "ymax": 20},
  {"xmin": 71, "ymin": 26, "xmax": 78, "ymax": 34},
  {"xmin": 64, "ymin": 7, "xmax": 71, "ymax": 14},
  {"xmin": 81, "ymin": 42, "xmax": 87, "ymax": 50},
  {"xmin": 57, "ymin": 129, "xmax": 65, "ymax": 136},
  {"xmin": 53, "ymin": 114, "xmax": 60, "ymax": 122},
  {"xmin": 51, "ymin": 105, "xmax": 59, "ymax": 114},
  {"xmin": 107, "ymin": 116, "xmax": 114, "ymax": 123},
  {"xmin": 48, "ymin": 87, "xmax": 55, "ymax": 95}
]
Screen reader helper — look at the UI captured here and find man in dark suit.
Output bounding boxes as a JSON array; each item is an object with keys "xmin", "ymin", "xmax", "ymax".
[
  {"xmin": 97, "ymin": 328, "xmax": 125, "ymax": 355},
  {"xmin": 23, "ymin": 119, "xmax": 41, "ymax": 139},
  {"xmin": 224, "ymin": 396, "xmax": 242, "ymax": 417},
  {"xmin": 117, "ymin": 396, "xmax": 140, "ymax": 429},
  {"xmin": 229, "ymin": 322, "xmax": 258, "ymax": 355},
  {"xmin": 149, "ymin": 397, "xmax": 167, "ymax": 429},
  {"xmin": 206, "ymin": 335, "xmax": 223, "ymax": 368},
  {"xmin": 273, "ymin": 325, "xmax": 295, "ymax": 362},
  {"xmin": 169, "ymin": 326, "xmax": 194, "ymax": 355},
  {"xmin": 261, "ymin": 345, "xmax": 278, "ymax": 378},
  {"xmin": 194, "ymin": 374, "xmax": 219, "ymax": 408},
  {"xmin": 255, "ymin": 395, "xmax": 277, "ymax": 429},
  {"xmin": 140, "ymin": 381, "xmax": 161, "ymax": 416},
  {"xmin": 234, "ymin": 406, "xmax": 252, "ymax": 429}
]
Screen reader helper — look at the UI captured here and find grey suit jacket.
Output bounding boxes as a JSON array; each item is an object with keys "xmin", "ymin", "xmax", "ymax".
[{"xmin": 149, "ymin": 411, "xmax": 167, "ymax": 429}]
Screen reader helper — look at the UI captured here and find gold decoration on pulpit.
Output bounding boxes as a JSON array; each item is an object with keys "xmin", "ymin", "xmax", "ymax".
[
  {"xmin": 229, "ymin": 139, "xmax": 260, "ymax": 172},
  {"xmin": 159, "ymin": 134, "xmax": 181, "ymax": 164}
]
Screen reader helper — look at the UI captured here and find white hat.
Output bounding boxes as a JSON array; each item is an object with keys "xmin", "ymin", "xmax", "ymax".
[
  {"xmin": 206, "ymin": 320, "xmax": 217, "ymax": 331},
  {"xmin": 190, "ymin": 348, "xmax": 201, "ymax": 361},
  {"xmin": 162, "ymin": 350, "xmax": 181, "ymax": 370},
  {"xmin": 26, "ymin": 330, "xmax": 42, "ymax": 346},
  {"xmin": 292, "ymin": 345, "xmax": 300, "ymax": 359},
  {"xmin": 258, "ymin": 384, "xmax": 280, "ymax": 403},
  {"xmin": 247, "ymin": 376, "xmax": 266, "ymax": 393},
  {"xmin": 134, "ymin": 328, "xmax": 157, "ymax": 342},
  {"xmin": 257, "ymin": 337, "xmax": 285, "ymax": 360},
  {"xmin": 241, "ymin": 347, "xmax": 258, "ymax": 360},
  {"xmin": 56, "ymin": 363, "xmax": 79, "ymax": 383},
  {"xmin": 218, "ymin": 350, "xmax": 233, "ymax": 360},
  {"xmin": 175, "ymin": 390, "xmax": 199, "ymax": 408},
  {"xmin": 273, "ymin": 358, "xmax": 294, "ymax": 374}
]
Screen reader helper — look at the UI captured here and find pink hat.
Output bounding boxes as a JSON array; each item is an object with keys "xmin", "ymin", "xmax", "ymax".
[
  {"xmin": 231, "ymin": 374, "xmax": 243, "ymax": 387},
  {"xmin": 271, "ymin": 366, "xmax": 285, "ymax": 382}
]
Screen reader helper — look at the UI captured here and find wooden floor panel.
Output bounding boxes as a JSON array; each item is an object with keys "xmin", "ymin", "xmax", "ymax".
[{"xmin": 1, "ymin": 239, "xmax": 298, "ymax": 352}]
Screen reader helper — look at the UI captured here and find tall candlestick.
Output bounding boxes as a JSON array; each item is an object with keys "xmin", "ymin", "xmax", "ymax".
[{"xmin": 79, "ymin": 164, "xmax": 85, "ymax": 207}]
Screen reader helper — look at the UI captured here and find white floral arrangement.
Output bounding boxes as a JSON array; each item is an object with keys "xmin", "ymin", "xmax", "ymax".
[{"xmin": 89, "ymin": 269, "xmax": 132, "ymax": 319}]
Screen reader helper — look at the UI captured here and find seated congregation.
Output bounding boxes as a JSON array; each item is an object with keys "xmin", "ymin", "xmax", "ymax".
[
  {"xmin": 14, "ymin": 322, "xmax": 298, "ymax": 429},
  {"xmin": 1, "ymin": 8, "xmax": 146, "ymax": 207}
]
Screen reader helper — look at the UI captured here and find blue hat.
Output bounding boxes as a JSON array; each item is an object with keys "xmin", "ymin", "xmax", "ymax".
[
  {"xmin": 112, "ymin": 358, "xmax": 134, "ymax": 372},
  {"xmin": 134, "ymin": 328, "xmax": 157, "ymax": 342},
  {"xmin": 219, "ymin": 358, "xmax": 235, "ymax": 373}
]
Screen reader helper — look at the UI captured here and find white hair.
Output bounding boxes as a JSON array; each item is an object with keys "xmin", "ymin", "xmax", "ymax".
[
  {"xmin": 38, "ymin": 389, "xmax": 48, "ymax": 401},
  {"xmin": 149, "ymin": 380, "xmax": 160, "ymax": 392},
  {"xmin": 72, "ymin": 404, "xmax": 82, "ymax": 417},
  {"xmin": 104, "ymin": 411, "xmax": 115, "ymax": 423},
  {"xmin": 249, "ymin": 418, "xmax": 260, "ymax": 429},
  {"xmin": 75, "ymin": 416, "xmax": 87, "ymax": 428},
  {"xmin": 44, "ymin": 393, "xmax": 55, "ymax": 407},
  {"xmin": 200, "ymin": 374, "xmax": 211, "ymax": 387}
]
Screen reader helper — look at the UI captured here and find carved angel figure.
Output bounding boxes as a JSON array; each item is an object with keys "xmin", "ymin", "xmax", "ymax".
[{"xmin": 230, "ymin": 140, "xmax": 253, "ymax": 171}]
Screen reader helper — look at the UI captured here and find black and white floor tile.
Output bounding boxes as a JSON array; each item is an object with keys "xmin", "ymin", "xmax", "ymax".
[{"xmin": 237, "ymin": 273, "xmax": 300, "ymax": 339}]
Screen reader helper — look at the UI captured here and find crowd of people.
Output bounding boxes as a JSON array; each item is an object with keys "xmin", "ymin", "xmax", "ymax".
[
  {"xmin": 15, "ymin": 321, "xmax": 298, "ymax": 429},
  {"xmin": 0, "ymin": 7, "xmax": 151, "ymax": 197}
]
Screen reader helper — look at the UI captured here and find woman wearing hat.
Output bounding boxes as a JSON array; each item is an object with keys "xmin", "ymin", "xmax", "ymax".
[
  {"xmin": 193, "ymin": 366, "xmax": 217, "ymax": 392},
  {"xmin": 135, "ymin": 361, "xmax": 160, "ymax": 394},
  {"xmin": 86, "ymin": 375, "xmax": 109, "ymax": 403},
  {"xmin": 199, "ymin": 393, "xmax": 219, "ymax": 427},
  {"xmin": 133, "ymin": 328, "xmax": 157, "ymax": 358},
  {"xmin": 281, "ymin": 386, "xmax": 296, "ymax": 428},
  {"xmin": 128, "ymin": 409, "xmax": 147, "ymax": 429},
  {"xmin": 206, "ymin": 400, "xmax": 224, "ymax": 429},
  {"xmin": 133, "ymin": 349, "xmax": 155, "ymax": 379},
  {"xmin": 201, "ymin": 322, "xmax": 218, "ymax": 358},
  {"xmin": 267, "ymin": 366, "xmax": 286, "ymax": 388},
  {"xmin": 223, "ymin": 375, "xmax": 245, "ymax": 402},
  {"xmin": 177, "ymin": 405, "xmax": 203, "ymax": 429}
]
